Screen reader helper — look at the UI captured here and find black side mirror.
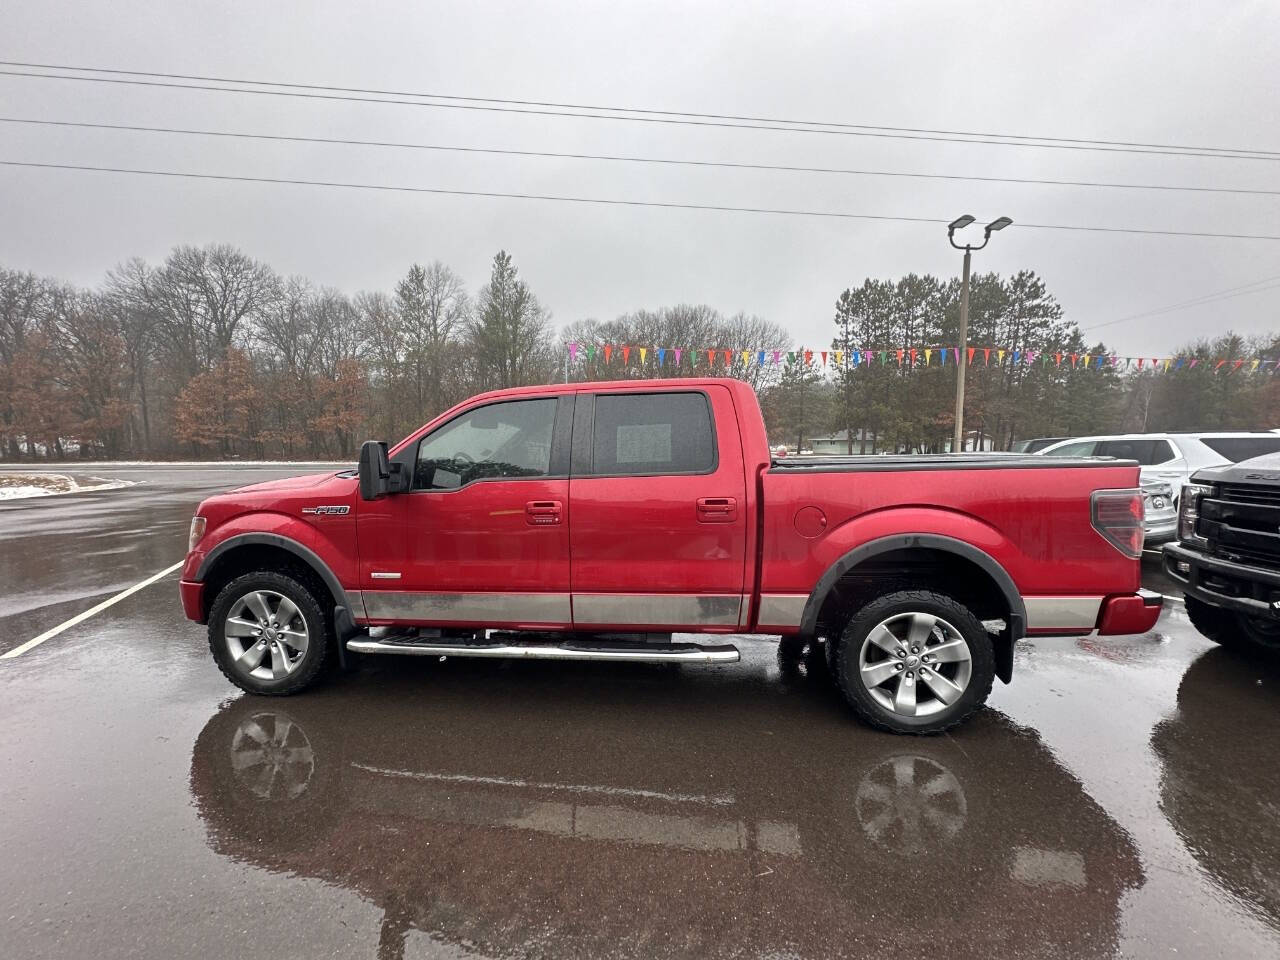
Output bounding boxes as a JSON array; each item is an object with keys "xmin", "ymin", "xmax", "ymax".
[{"xmin": 358, "ymin": 440, "xmax": 390, "ymax": 500}]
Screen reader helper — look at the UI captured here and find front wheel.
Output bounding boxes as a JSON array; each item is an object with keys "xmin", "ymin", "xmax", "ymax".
[
  {"xmin": 208, "ymin": 571, "xmax": 331, "ymax": 695},
  {"xmin": 834, "ymin": 590, "xmax": 995, "ymax": 735}
]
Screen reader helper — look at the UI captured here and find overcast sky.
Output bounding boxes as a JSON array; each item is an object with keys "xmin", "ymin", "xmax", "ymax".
[{"xmin": 2, "ymin": 0, "xmax": 1278, "ymax": 356}]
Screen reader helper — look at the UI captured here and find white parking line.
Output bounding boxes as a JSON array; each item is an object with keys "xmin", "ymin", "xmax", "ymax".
[{"xmin": 1, "ymin": 561, "xmax": 183, "ymax": 660}]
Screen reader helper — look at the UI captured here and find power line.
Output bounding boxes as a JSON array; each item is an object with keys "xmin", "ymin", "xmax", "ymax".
[
  {"xmin": 6, "ymin": 116, "xmax": 1279, "ymax": 198},
  {"xmin": 1084, "ymin": 275, "xmax": 1280, "ymax": 331},
  {"xmin": 3, "ymin": 58, "xmax": 1278, "ymax": 159},
  {"xmin": 5, "ymin": 158, "xmax": 1280, "ymax": 240},
  {"xmin": 3, "ymin": 68, "xmax": 1279, "ymax": 163}
]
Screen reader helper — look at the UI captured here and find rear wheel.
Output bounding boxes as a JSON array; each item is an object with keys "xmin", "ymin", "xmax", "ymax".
[
  {"xmin": 834, "ymin": 590, "xmax": 995, "ymax": 735},
  {"xmin": 208, "ymin": 571, "xmax": 331, "ymax": 695}
]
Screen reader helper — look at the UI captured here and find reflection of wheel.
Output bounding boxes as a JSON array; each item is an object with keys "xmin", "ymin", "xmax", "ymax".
[
  {"xmin": 1186, "ymin": 595, "xmax": 1280, "ymax": 656},
  {"xmin": 208, "ymin": 571, "xmax": 331, "ymax": 695},
  {"xmin": 230, "ymin": 711, "xmax": 317, "ymax": 801},
  {"xmin": 190, "ymin": 700, "xmax": 340, "ymax": 856},
  {"xmin": 854, "ymin": 754, "xmax": 968, "ymax": 855},
  {"xmin": 834, "ymin": 590, "xmax": 995, "ymax": 734}
]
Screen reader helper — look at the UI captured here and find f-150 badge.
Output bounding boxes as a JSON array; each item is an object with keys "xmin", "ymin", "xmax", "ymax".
[{"xmin": 301, "ymin": 505, "xmax": 350, "ymax": 516}]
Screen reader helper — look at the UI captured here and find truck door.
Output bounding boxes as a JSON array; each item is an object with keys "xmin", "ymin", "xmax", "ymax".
[
  {"xmin": 355, "ymin": 395, "xmax": 574, "ymax": 628},
  {"xmin": 568, "ymin": 387, "xmax": 748, "ymax": 631}
]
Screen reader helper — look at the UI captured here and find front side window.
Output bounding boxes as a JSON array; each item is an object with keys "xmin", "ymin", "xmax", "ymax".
[
  {"xmin": 591, "ymin": 392, "xmax": 715, "ymax": 475},
  {"xmin": 1044, "ymin": 440, "xmax": 1096, "ymax": 458},
  {"xmin": 414, "ymin": 398, "xmax": 556, "ymax": 490}
]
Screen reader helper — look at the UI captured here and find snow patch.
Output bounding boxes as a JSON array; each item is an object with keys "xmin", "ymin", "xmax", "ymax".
[{"xmin": 0, "ymin": 473, "xmax": 140, "ymax": 501}]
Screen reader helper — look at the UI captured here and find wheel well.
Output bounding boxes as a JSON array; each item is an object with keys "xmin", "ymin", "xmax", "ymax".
[
  {"xmin": 199, "ymin": 544, "xmax": 336, "ymax": 622},
  {"xmin": 812, "ymin": 547, "xmax": 1011, "ymax": 639}
]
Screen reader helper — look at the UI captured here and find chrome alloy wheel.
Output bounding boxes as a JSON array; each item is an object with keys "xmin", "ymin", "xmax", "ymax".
[
  {"xmin": 858, "ymin": 612, "xmax": 973, "ymax": 718},
  {"xmin": 224, "ymin": 589, "xmax": 310, "ymax": 681}
]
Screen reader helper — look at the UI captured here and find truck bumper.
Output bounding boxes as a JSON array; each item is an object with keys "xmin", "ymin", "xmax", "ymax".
[
  {"xmin": 1162, "ymin": 542, "xmax": 1280, "ymax": 622},
  {"xmin": 180, "ymin": 580, "xmax": 206, "ymax": 623},
  {"xmin": 1095, "ymin": 589, "xmax": 1163, "ymax": 635}
]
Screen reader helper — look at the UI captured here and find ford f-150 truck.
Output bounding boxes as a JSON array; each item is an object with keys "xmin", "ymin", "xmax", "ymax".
[{"xmin": 180, "ymin": 377, "xmax": 1161, "ymax": 733}]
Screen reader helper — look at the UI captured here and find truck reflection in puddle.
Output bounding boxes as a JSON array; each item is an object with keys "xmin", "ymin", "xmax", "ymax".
[
  {"xmin": 1153, "ymin": 648, "xmax": 1280, "ymax": 926},
  {"xmin": 190, "ymin": 647, "xmax": 1142, "ymax": 960}
]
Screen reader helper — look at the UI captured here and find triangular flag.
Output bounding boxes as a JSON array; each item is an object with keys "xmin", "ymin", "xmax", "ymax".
[
  {"xmin": 1233, "ymin": 359, "xmax": 1245, "ymax": 371},
  {"xmin": 803, "ymin": 350, "xmax": 813, "ymax": 365},
  {"xmin": 673, "ymin": 348, "xmax": 682, "ymax": 366},
  {"xmin": 657, "ymin": 348, "xmax": 666, "ymax": 366},
  {"xmin": 568, "ymin": 342, "xmax": 579, "ymax": 362},
  {"xmin": 879, "ymin": 350, "xmax": 887, "ymax": 366},
  {"xmin": 983, "ymin": 348, "xmax": 991, "ymax": 366},
  {"xmin": 851, "ymin": 350, "xmax": 860, "ymax": 366},
  {"xmin": 772, "ymin": 350, "xmax": 781, "ymax": 364},
  {"xmin": 742, "ymin": 350, "xmax": 751, "ymax": 365},
  {"xmin": 787, "ymin": 351, "xmax": 795, "ymax": 364},
  {"xmin": 639, "ymin": 347, "xmax": 648, "ymax": 364},
  {"xmin": 896, "ymin": 349, "xmax": 904, "ymax": 366},
  {"xmin": 622, "ymin": 346, "xmax": 631, "ymax": 365},
  {"xmin": 1137, "ymin": 357, "xmax": 1144, "ymax": 369},
  {"xmin": 707, "ymin": 349, "xmax": 717, "ymax": 366},
  {"xmin": 1055, "ymin": 353, "xmax": 1062, "ymax": 368},
  {"xmin": 909, "ymin": 348, "xmax": 918, "ymax": 366},
  {"xmin": 954, "ymin": 347, "xmax": 961, "ymax": 365},
  {"xmin": 1214, "ymin": 359, "xmax": 1226, "ymax": 372},
  {"xmin": 586, "ymin": 344, "xmax": 596, "ymax": 362},
  {"xmin": 603, "ymin": 345, "xmax": 613, "ymax": 364},
  {"xmin": 723, "ymin": 349, "xmax": 733, "ymax": 367},
  {"xmin": 1188, "ymin": 357, "xmax": 1198, "ymax": 369},
  {"xmin": 1174, "ymin": 357, "xmax": 1183, "ymax": 370},
  {"xmin": 757, "ymin": 350, "xmax": 765, "ymax": 365},
  {"xmin": 821, "ymin": 351, "xmax": 828, "ymax": 366},
  {"xmin": 925, "ymin": 348, "xmax": 933, "ymax": 365},
  {"xmin": 997, "ymin": 349, "xmax": 1006, "ymax": 365},
  {"xmin": 967, "ymin": 347, "xmax": 976, "ymax": 365},
  {"xmin": 1163, "ymin": 358, "xmax": 1171, "ymax": 372},
  {"xmin": 834, "ymin": 350, "xmax": 844, "ymax": 365},
  {"xmin": 939, "ymin": 348, "xmax": 947, "ymax": 366},
  {"xmin": 1251, "ymin": 358, "xmax": 1261, "ymax": 371}
]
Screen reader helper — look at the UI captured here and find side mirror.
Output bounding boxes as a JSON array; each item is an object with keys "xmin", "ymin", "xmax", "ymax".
[{"xmin": 358, "ymin": 440, "xmax": 390, "ymax": 500}]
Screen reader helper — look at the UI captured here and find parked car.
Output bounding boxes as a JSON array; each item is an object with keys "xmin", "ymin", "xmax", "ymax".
[
  {"xmin": 180, "ymin": 377, "xmax": 1160, "ymax": 734},
  {"xmin": 1141, "ymin": 480, "xmax": 1177, "ymax": 546},
  {"xmin": 1163, "ymin": 451, "xmax": 1280, "ymax": 655},
  {"xmin": 1038, "ymin": 432, "xmax": 1280, "ymax": 504},
  {"xmin": 1009, "ymin": 436, "xmax": 1069, "ymax": 454}
]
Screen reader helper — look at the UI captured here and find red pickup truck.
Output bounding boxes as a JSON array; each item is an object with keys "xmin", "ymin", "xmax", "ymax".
[{"xmin": 181, "ymin": 377, "xmax": 1160, "ymax": 733}]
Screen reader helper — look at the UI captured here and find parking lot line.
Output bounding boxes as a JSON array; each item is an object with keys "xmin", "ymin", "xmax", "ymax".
[{"xmin": 1, "ymin": 561, "xmax": 184, "ymax": 660}]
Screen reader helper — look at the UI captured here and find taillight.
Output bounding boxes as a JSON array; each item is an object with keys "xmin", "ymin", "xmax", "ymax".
[{"xmin": 1091, "ymin": 488, "xmax": 1144, "ymax": 558}]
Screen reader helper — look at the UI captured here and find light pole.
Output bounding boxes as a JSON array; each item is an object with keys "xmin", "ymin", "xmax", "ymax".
[{"xmin": 948, "ymin": 215, "xmax": 1012, "ymax": 452}]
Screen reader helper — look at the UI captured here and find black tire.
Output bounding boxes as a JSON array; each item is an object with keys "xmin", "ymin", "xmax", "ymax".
[
  {"xmin": 208, "ymin": 570, "xmax": 331, "ymax": 696},
  {"xmin": 833, "ymin": 589, "xmax": 995, "ymax": 735},
  {"xmin": 1184, "ymin": 595, "xmax": 1236, "ymax": 647}
]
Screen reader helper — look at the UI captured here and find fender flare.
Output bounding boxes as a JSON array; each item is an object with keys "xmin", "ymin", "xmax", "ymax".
[
  {"xmin": 800, "ymin": 534, "xmax": 1026, "ymax": 681},
  {"xmin": 195, "ymin": 532, "xmax": 355, "ymax": 615}
]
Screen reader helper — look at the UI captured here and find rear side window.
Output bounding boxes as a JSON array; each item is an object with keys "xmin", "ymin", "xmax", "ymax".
[
  {"xmin": 591, "ymin": 392, "xmax": 716, "ymax": 476},
  {"xmin": 1095, "ymin": 439, "xmax": 1176, "ymax": 465},
  {"xmin": 1199, "ymin": 437, "xmax": 1280, "ymax": 462}
]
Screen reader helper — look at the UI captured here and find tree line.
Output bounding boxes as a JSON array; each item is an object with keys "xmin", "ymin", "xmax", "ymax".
[{"xmin": 1, "ymin": 243, "xmax": 1275, "ymax": 461}]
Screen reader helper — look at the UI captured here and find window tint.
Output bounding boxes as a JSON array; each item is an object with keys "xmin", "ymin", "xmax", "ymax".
[
  {"xmin": 1199, "ymin": 437, "xmax": 1280, "ymax": 462},
  {"xmin": 1044, "ymin": 440, "xmax": 1095, "ymax": 457},
  {"xmin": 1095, "ymin": 439, "xmax": 1176, "ymax": 465},
  {"xmin": 414, "ymin": 398, "xmax": 556, "ymax": 490},
  {"xmin": 591, "ymin": 392, "xmax": 715, "ymax": 475}
]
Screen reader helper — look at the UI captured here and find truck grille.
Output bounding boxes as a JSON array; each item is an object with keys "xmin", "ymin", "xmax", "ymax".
[{"xmin": 1200, "ymin": 483, "xmax": 1280, "ymax": 570}]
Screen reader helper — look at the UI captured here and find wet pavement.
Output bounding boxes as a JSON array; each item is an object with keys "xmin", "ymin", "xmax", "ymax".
[{"xmin": 1, "ymin": 464, "xmax": 1278, "ymax": 959}]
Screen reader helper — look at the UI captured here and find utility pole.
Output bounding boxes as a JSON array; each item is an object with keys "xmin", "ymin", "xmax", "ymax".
[{"xmin": 948, "ymin": 215, "xmax": 1012, "ymax": 452}]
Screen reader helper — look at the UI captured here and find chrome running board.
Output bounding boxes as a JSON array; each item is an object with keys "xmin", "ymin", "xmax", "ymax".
[{"xmin": 346, "ymin": 638, "xmax": 740, "ymax": 664}]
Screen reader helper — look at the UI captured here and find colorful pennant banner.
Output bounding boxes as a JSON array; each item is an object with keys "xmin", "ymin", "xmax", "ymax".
[{"xmin": 566, "ymin": 342, "xmax": 1280, "ymax": 374}]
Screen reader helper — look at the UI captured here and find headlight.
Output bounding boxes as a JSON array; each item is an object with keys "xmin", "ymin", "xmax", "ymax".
[
  {"xmin": 188, "ymin": 515, "xmax": 207, "ymax": 552},
  {"xmin": 1178, "ymin": 484, "xmax": 1214, "ymax": 546}
]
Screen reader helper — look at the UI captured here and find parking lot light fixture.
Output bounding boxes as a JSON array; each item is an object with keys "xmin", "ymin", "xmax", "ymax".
[{"xmin": 948, "ymin": 214, "xmax": 1012, "ymax": 453}]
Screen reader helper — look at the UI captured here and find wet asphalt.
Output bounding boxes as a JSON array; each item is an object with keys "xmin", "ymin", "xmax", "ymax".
[{"xmin": 1, "ymin": 465, "xmax": 1278, "ymax": 959}]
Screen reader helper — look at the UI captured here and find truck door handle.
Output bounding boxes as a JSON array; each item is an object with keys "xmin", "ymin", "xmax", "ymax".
[
  {"xmin": 696, "ymin": 497, "xmax": 737, "ymax": 523},
  {"xmin": 525, "ymin": 500, "xmax": 563, "ymax": 525}
]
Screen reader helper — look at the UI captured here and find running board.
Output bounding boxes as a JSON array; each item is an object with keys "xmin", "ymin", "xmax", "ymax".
[{"xmin": 345, "ymin": 638, "xmax": 740, "ymax": 664}]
